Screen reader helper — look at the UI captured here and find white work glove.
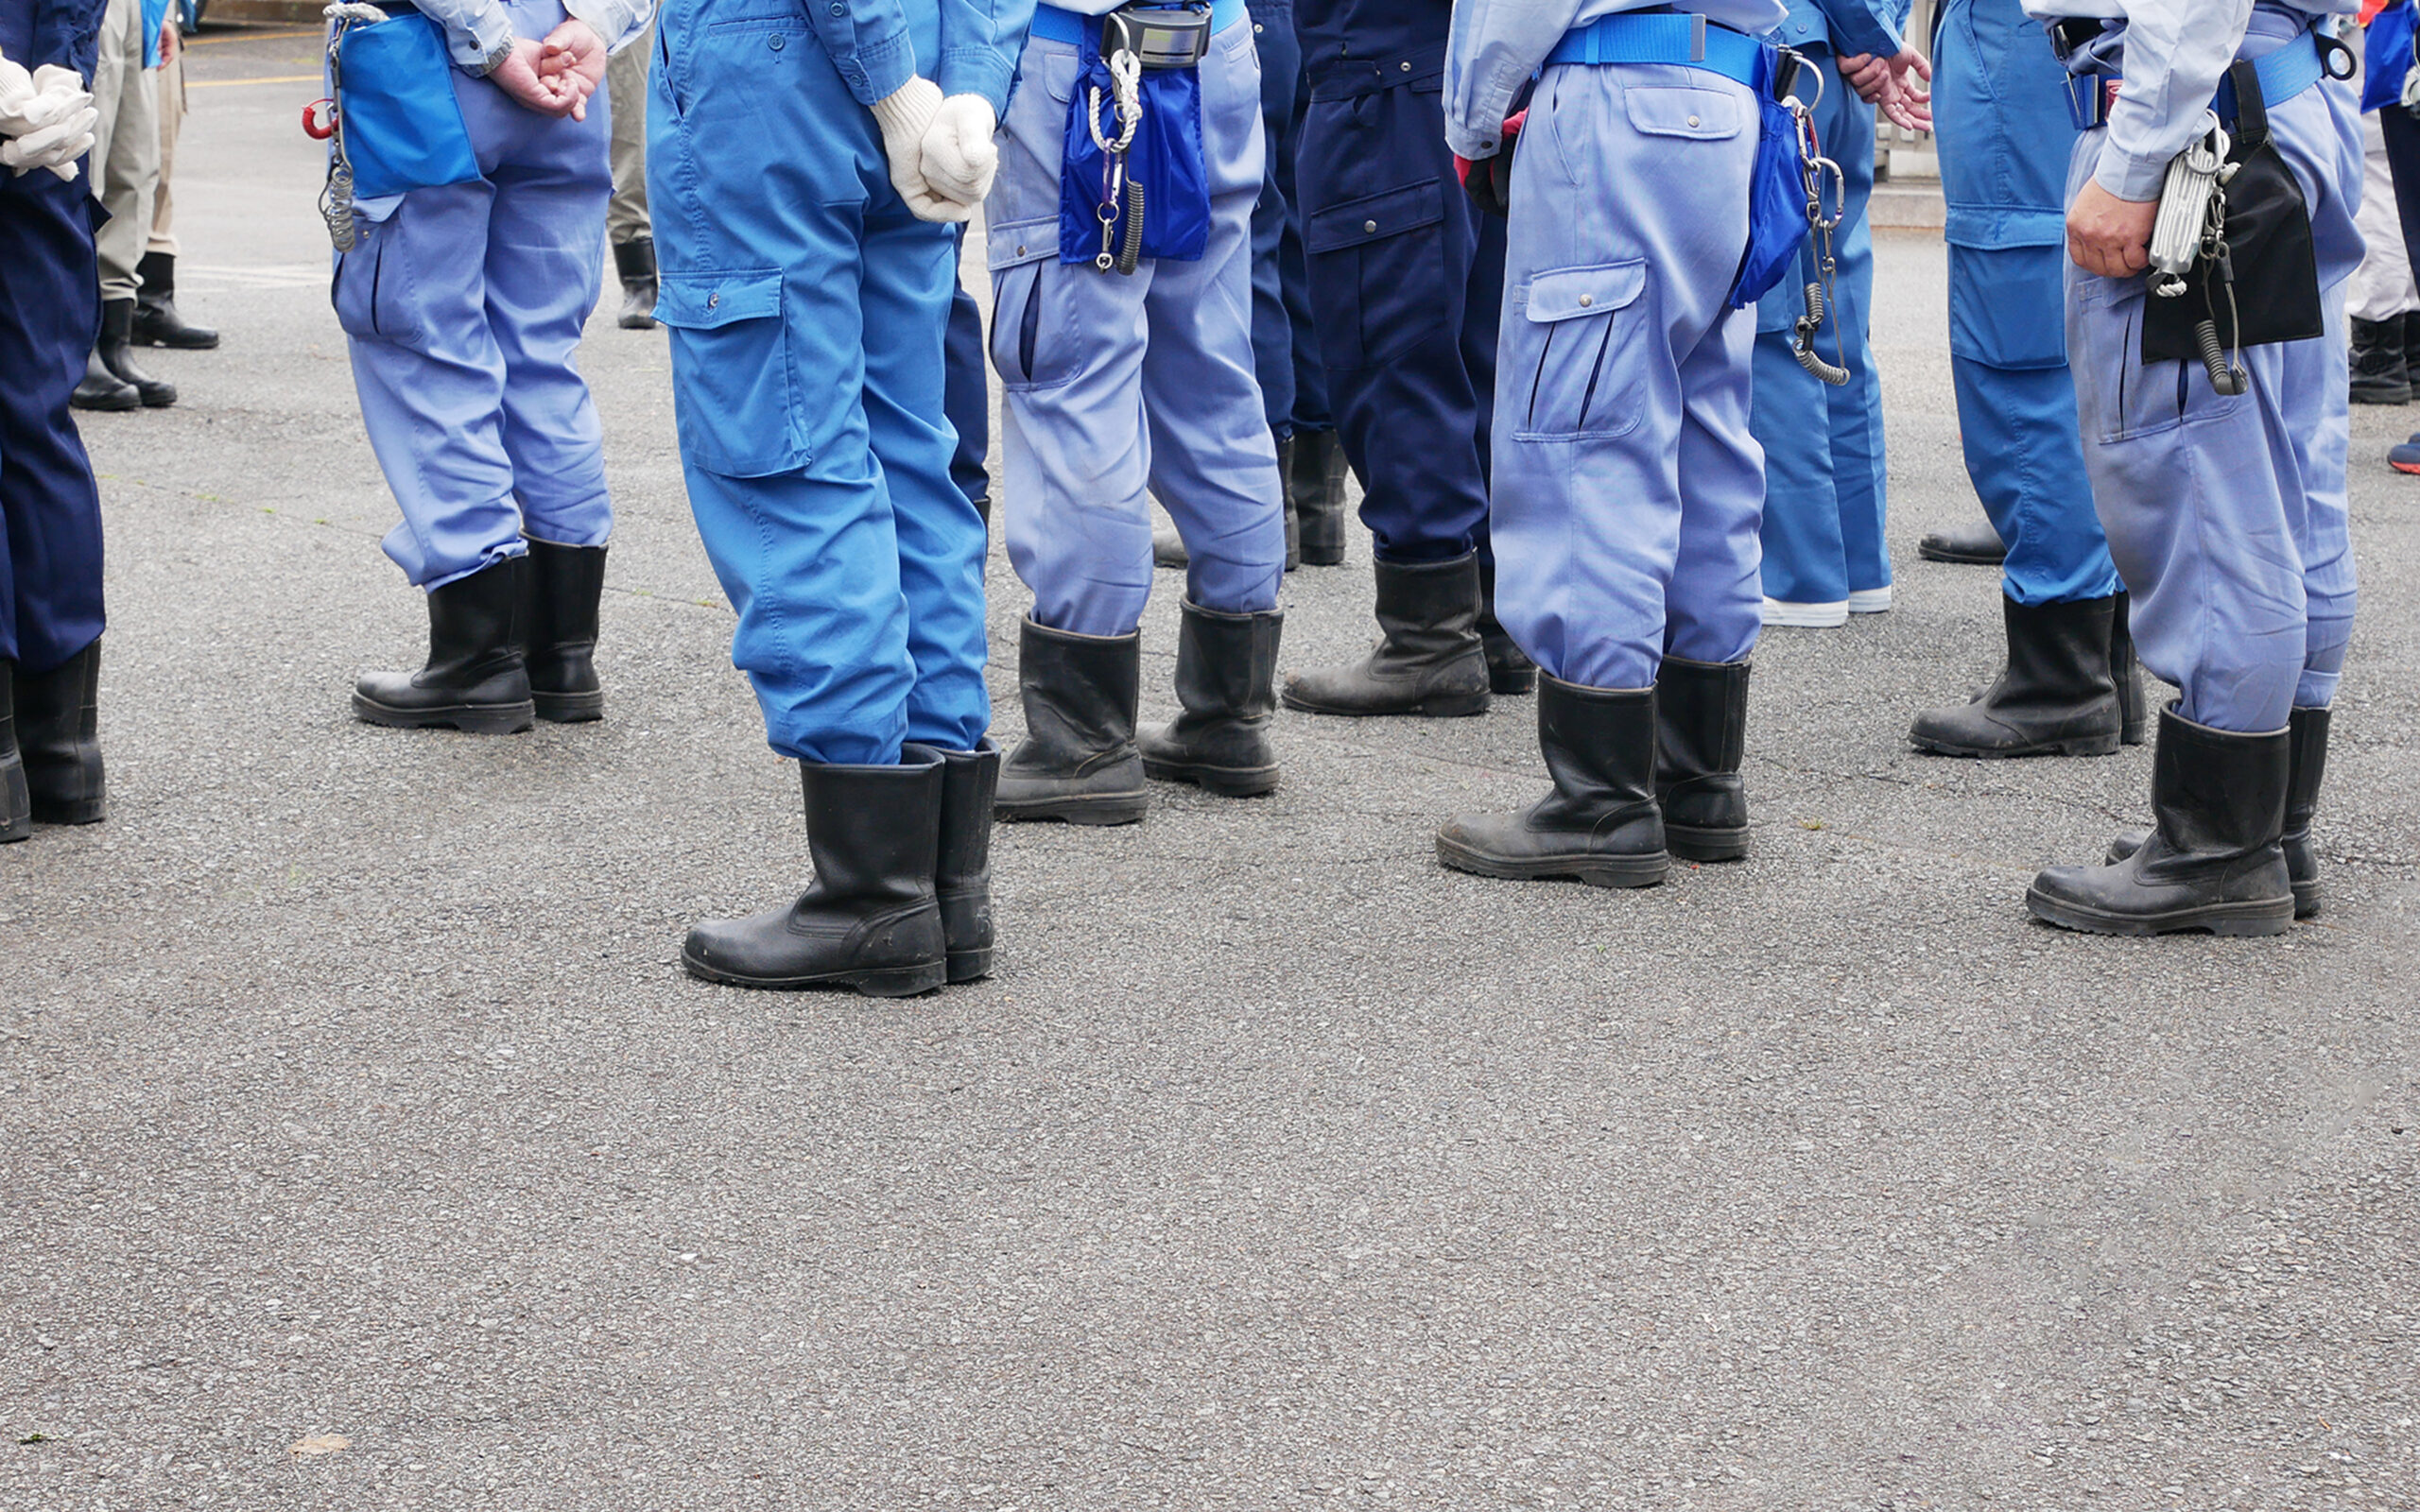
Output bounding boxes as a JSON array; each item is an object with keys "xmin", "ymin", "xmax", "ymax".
[
  {"xmin": 869, "ymin": 76, "xmax": 967, "ymax": 223},
  {"xmin": 920, "ymin": 93, "xmax": 998, "ymax": 209},
  {"xmin": 0, "ymin": 62, "xmax": 96, "ymax": 180},
  {"xmin": 0, "ymin": 53, "xmax": 35, "ymax": 127}
]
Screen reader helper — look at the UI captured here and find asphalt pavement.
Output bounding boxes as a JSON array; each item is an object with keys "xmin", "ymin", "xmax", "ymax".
[{"xmin": 5, "ymin": 25, "xmax": 2417, "ymax": 1512}]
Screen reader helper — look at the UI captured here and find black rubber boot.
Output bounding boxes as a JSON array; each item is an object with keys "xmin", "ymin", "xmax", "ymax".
[
  {"xmin": 614, "ymin": 237, "xmax": 659, "ymax": 330},
  {"xmin": 2107, "ymin": 704, "xmax": 2328, "ymax": 918},
  {"xmin": 15, "ymin": 639, "xmax": 105, "ymax": 825},
  {"xmin": 1282, "ymin": 552, "xmax": 1490, "ymax": 718},
  {"xmin": 1138, "ymin": 601, "xmax": 1284, "ymax": 797},
  {"xmin": 935, "ymin": 740, "xmax": 1000, "ymax": 982},
  {"xmin": 1279, "ymin": 433, "xmax": 1302, "ymax": 572},
  {"xmin": 1152, "ymin": 518, "xmax": 1188, "ymax": 569},
  {"xmin": 1289, "ymin": 427, "xmax": 1349, "ymax": 567},
  {"xmin": 1916, "ymin": 516, "xmax": 2007, "ymax": 566},
  {"xmin": 683, "ymin": 748, "xmax": 949, "ymax": 996},
  {"xmin": 1909, "ymin": 593, "xmax": 2123, "ymax": 758},
  {"xmin": 2350, "ymin": 315, "xmax": 2411, "ymax": 404},
  {"xmin": 522, "ymin": 539, "xmax": 607, "ymax": 723},
  {"xmin": 1477, "ymin": 553, "xmax": 1535, "ymax": 696},
  {"xmin": 995, "ymin": 616, "xmax": 1149, "ymax": 824},
  {"xmin": 1656, "ymin": 655, "xmax": 1751, "ymax": 862},
  {"xmin": 71, "ymin": 345, "xmax": 139, "ymax": 411},
  {"xmin": 2028, "ymin": 703, "xmax": 2293, "ymax": 936},
  {"xmin": 353, "ymin": 557, "xmax": 536, "ymax": 733},
  {"xmin": 1, "ymin": 661, "xmax": 30, "ymax": 843},
  {"xmin": 96, "ymin": 299, "xmax": 176, "ymax": 407},
  {"xmin": 2112, "ymin": 591, "xmax": 2146, "ymax": 747},
  {"xmin": 131, "ymin": 252, "xmax": 219, "ymax": 350},
  {"xmin": 1436, "ymin": 675, "xmax": 1668, "ymax": 888}
]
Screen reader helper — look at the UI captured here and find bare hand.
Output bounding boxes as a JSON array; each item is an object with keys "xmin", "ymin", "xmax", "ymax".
[
  {"xmin": 490, "ymin": 39, "xmax": 576, "ymax": 116},
  {"xmin": 1876, "ymin": 45, "xmax": 1932, "ymax": 132},
  {"xmin": 160, "ymin": 18, "xmax": 179, "ymax": 67},
  {"xmin": 1837, "ymin": 53, "xmax": 1890, "ymax": 104},
  {"xmin": 535, "ymin": 19, "xmax": 608, "ymax": 122},
  {"xmin": 2067, "ymin": 178, "xmax": 2158, "ymax": 278}
]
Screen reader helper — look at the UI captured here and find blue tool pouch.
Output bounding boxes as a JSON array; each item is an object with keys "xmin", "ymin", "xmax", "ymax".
[
  {"xmin": 332, "ymin": 9, "xmax": 479, "ymax": 200},
  {"xmin": 1056, "ymin": 7, "xmax": 1213, "ymax": 269},
  {"xmin": 1728, "ymin": 46, "xmax": 1810, "ymax": 310}
]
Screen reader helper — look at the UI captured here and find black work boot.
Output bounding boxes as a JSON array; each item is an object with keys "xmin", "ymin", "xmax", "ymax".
[
  {"xmin": 2112, "ymin": 591, "xmax": 2146, "ymax": 747},
  {"xmin": 1916, "ymin": 515, "xmax": 2007, "ymax": 566},
  {"xmin": 2107, "ymin": 703, "xmax": 2329, "ymax": 918},
  {"xmin": 352, "ymin": 557, "xmax": 536, "ymax": 733},
  {"xmin": 1477, "ymin": 553, "xmax": 1535, "ymax": 695},
  {"xmin": 935, "ymin": 740, "xmax": 1001, "ymax": 982},
  {"xmin": 1, "ymin": 661, "xmax": 30, "ymax": 843},
  {"xmin": 1436, "ymin": 675, "xmax": 1668, "ymax": 888},
  {"xmin": 996, "ymin": 616, "xmax": 1149, "ymax": 824},
  {"xmin": 71, "ymin": 345, "xmax": 139, "ymax": 411},
  {"xmin": 1138, "ymin": 601, "xmax": 1284, "ymax": 797},
  {"xmin": 1282, "ymin": 552, "xmax": 1490, "ymax": 718},
  {"xmin": 1909, "ymin": 594, "xmax": 2123, "ymax": 758},
  {"xmin": 2350, "ymin": 315, "xmax": 2411, "ymax": 404},
  {"xmin": 131, "ymin": 252, "xmax": 219, "ymax": 350},
  {"xmin": 522, "ymin": 538, "xmax": 607, "ymax": 723},
  {"xmin": 1656, "ymin": 655, "xmax": 1751, "ymax": 862},
  {"xmin": 1289, "ymin": 427, "xmax": 1349, "ymax": 566},
  {"xmin": 96, "ymin": 299, "xmax": 176, "ymax": 407},
  {"xmin": 15, "ymin": 639, "xmax": 105, "ymax": 825},
  {"xmin": 2028, "ymin": 703, "xmax": 2293, "ymax": 936},
  {"xmin": 1278, "ymin": 433, "xmax": 1302, "ymax": 572},
  {"xmin": 1152, "ymin": 518, "xmax": 1189, "ymax": 569},
  {"xmin": 683, "ymin": 748, "xmax": 949, "ymax": 996},
  {"xmin": 614, "ymin": 237, "xmax": 659, "ymax": 330}
]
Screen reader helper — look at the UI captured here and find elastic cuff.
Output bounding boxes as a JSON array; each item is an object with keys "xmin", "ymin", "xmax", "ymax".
[
  {"xmin": 871, "ymin": 75, "xmax": 942, "ymax": 134},
  {"xmin": 938, "ymin": 47, "xmax": 1015, "ymax": 116}
]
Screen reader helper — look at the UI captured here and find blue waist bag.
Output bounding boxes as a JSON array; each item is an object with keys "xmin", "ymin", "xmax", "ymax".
[
  {"xmin": 1729, "ymin": 45, "xmax": 1812, "ymax": 311},
  {"xmin": 334, "ymin": 9, "xmax": 480, "ymax": 199},
  {"xmin": 1057, "ymin": 17, "xmax": 1213, "ymax": 267}
]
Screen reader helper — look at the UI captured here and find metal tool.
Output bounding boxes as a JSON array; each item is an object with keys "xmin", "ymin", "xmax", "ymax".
[{"xmin": 1785, "ymin": 68, "xmax": 1850, "ymax": 387}]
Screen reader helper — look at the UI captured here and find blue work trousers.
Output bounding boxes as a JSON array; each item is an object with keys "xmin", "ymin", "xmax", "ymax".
[
  {"xmin": 1752, "ymin": 55, "xmax": 1888, "ymax": 605},
  {"xmin": 648, "ymin": 1, "xmax": 990, "ymax": 765},
  {"xmin": 1492, "ymin": 59, "xmax": 1764, "ymax": 690},
  {"xmin": 1246, "ymin": 0, "xmax": 1305, "ymax": 435},
  {"xmin": 987, "ymin": 19, "xmax": 1287, "ymax": 638},
  {"xmin": 1935, "ymin": 0, "xmax": 2117, "ymax": 606},
  {"xmin": 2063, "ymin": 13, "xmax": 2361, "ymax": 732},
  {"xmin": 1298, "ymin": 47, "xmax": 1501, "ymax": 563},
  {"xmin": 335, "ymin": 0, "xmax": 615, "ymax": 591},
  {"xmin": 0, "ymin": 169, "xmax": 106, "ymax": 675}
]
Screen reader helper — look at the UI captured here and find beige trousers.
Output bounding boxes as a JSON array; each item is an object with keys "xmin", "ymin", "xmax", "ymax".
[
  {"xmin": 149, "ymin": 45, "xmax": 185, "ymax": 258},
  {"xmin": 89, "ymin": 0, "xmax": 160, "ymax": 300},
  {"xmin": 605, "ymin": 25, "xmax": 650, "ymax": 245}
]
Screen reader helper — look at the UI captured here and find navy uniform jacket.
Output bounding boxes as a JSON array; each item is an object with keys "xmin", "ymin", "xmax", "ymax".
[
  {"xmin": 0, "ymin": 0, "xmax": 107, "ymax": 86},
  {"xmin": 1297, "ymin": 0, "xmax": 1448, "ymax": 76}
]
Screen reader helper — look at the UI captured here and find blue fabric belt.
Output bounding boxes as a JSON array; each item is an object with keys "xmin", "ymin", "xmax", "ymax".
[
  {"xmin": 1032, "ymin": 0, "xmax": 1247, "ymax": 47},
  {"xmin": 2068, "ymin": 30, "xmax": 2327, "ymax": 130},
  {"xmin": 1544, "ymin": 11, "xmax": 1766, "ymax": 86}
]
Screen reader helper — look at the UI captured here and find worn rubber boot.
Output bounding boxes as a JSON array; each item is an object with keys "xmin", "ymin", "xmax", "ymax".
[
  {"xmin": 1283, "ymin": 553, "xmax": 1490, "ymax": 718},
  {"xmin": 96, "ymin": 299, "xmax": 176, "ymax": 407},
  {"xmin": 71, "ymin": 344, "xmax": 139, "ymax": 412},
  {"xmin": 15, "ymin": 639, "xmax": 105, "ymax": 825},
  {"xmin": 2350, "ymin": 315, "xmax": 2411, "ymax": 404},
  {"xmin": 131, "ymin": 252, "xmax": 219, "ymax": 350},
  {"xmin": 2028, "ymin": 703, "xmax": 2293, "ymax": 936},
  {"xmin": 2107, "ymin": 704, "xmax": 2328, "ymax": 918},
  {"xmin": 353, "ymin": 557, "xmax": 536, "ymax": 733},
  {"xmin": 1139, "ymin": 601, "xmax": 1284, "ymax": 796},
  {"xmin": 1477, "ymin": 554, "xmax": 1535, "ymax": 696},
  {"xmin": 1656, "ymin": 655, "xmax": 1751, "ymax": 862},
  {"xmin": 1290, "ymin": 427, "xmax": 1349, "ymax": 567},
  {"xmin": 1, "ymin": 661, "xmax": 30, "ymax": 843},
  {"xmin": 1909, "ymin": 594, "xmax": 2123, "ymax": 758},
  {"xmin": 1436, "ymin": 675, "xmax": 1668, "ymax": 888},
  {"xmin": 995, "ymin": 616, "xmax": 1150, "ymax": 824},
  {"xmin": 2112, "ymin": 591, "xmax": 2146, "ymax": 747},
  {"xmin": 522, "ymin": 539, "xmax": 608, "ymax": 723},
  {"xmin": 934, "ymin": 740, "xmax": 1000, "ymax": 982},
  {"xmin": 1152, "ymin": 518, "xmax": 1189, "ymax": 569},
  {"xmin": 683, "ymin": 749, "xmax": 949, "ymax": 996},
  {"xmin": 1916, "ymin": 515, "xmax": 2007, "ymax": 566},
  {"xmin": 614, "ymin": 237, "xmax": 659, "ymax": 330}
]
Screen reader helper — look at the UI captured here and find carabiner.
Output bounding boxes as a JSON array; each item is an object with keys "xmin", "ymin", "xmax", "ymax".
[{"xmin": 302, "ymin": 97, "xmax": 337, "ymax": 140}]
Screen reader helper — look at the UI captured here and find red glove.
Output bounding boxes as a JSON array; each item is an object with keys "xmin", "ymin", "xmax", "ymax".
[{"xmin": 1455, "ymin": 109, "xmax": 1526, "ymax": 219}]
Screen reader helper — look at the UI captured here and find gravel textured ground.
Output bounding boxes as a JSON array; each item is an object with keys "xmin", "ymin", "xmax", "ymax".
[{"xmin": 4, "ymin": 25, "xmax": 2416, "ymax": 1512}]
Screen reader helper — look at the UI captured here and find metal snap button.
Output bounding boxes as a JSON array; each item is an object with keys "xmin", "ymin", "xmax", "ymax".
[
  {"xmin": 1400, "ymin": 60, "xmax": 1410, "ymax": 71},
  {"xmin": 1578, "ymin": 294, "xmax": 1593, "ymax": 308},
  {"xmin": 708, "ymin": 292, "xmax": 720, "ymax": 308},
  {"xmin": 1364, "ymin": 219, "xmax": 1377, "ymax": 232},
  {"xmin": 1687, "ymin": 114, "xmax": 1700, "ymax": 128},
  {"xmin": 1016, "ymin": 245, "xmax": 1027, "ymax": 257},
  {"xmin": 769, "ymin": 32, "xmax": 784, "ymax": 48}
]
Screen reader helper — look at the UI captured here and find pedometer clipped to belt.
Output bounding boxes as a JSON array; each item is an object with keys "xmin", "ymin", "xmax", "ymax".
[{"xmin": 1060, "ymin": 3, "xmax": 1216, "ymax": 274}]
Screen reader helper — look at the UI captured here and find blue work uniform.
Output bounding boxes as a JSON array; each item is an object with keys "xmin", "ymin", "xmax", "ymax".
[
  {"xmin": 649, "ymin": 0, "xmax": 1028, "ymax": 765},
  {"xmin": 987, "ymin": 0, "xmax": 1287, "ymax": 639},
  {"xmin": 944, "ymin": 232, "xmax": 992, "ymax": 516},
  {"xmin": 334, "ymin": 0, "xmax": 651, "ymax": 592},
  {"xmin": 1297, "ymin": 0, "xmax": 1504, "ymax": 564},
  {"xmin": 1751, "ymin": 0, "xmax": 1903, "ymax": 612},
  {"xmin": 1934, "ymin": 0, "xmax": 2118, "ymax": 605},
  {"xmin": 1, "ymin": 0, "xmax": 108, "ymax": 679},
  {"xmin": 1244, "ymin": 0, "xmax": 1305, "ymax": 434},
  {"xmin": 2026, "ymin": 0, "xmax": 2360, "ymax": 733},
  {"xmin": 1446, "ymin": 0, "xmax": 1786, "ymax": 692}
]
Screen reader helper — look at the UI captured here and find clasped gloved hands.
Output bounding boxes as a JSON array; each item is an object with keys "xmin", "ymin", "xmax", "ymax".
[
  {"xmin": 0, "ymin": 54, "xmax": 99, "ymax": 180},
  {"xmin": 872, "ymin": 77, "xmax": 999, "ymax": 223}
]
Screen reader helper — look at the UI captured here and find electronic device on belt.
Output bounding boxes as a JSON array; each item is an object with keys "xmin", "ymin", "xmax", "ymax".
[{"xmin": 1104, "ymin": 4, "xmax": 1213, "ymax": 70}]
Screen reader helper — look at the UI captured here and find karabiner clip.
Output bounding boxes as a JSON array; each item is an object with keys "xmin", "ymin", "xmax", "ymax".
[{"xmin": 302, "ymin": 98, "xmax": 337, "ymax": 141}]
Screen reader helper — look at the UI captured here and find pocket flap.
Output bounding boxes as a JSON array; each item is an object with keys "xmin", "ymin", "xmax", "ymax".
[
  {"xmin": 1305, "ymin": 180, "xmax": 1445, "ymax": 253},
  {"xmin": 654, "ymin": 269, "xmax": 782, "ymax": 329},
  {"xmin": 1625, "ymin": 85, "xmax": 1744, "ymax": 140},
  {"xmin": 1525, "ymin": 261, "xmax": 1647, "ymax": 323},
  {"xmin": 987, "ymin": 217, "xmax": 1057, "ymax": 271}
]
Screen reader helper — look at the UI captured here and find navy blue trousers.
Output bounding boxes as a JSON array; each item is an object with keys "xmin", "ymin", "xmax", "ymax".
[{"xmin": 0, "ymin": 168, "xmax": 106, "ymax": 674}]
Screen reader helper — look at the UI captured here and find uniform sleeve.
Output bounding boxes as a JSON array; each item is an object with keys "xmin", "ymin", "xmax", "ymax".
[
  {"xmin": 562, "ymin": 0, "xmax": 655, "ymax": 54},
  {"xmin": 938, "ymin": 0, "xmax": 1035, "ymax": 112},
  {"xmin": 809, "ymin": 0, "xmax": 917, "ymax": 105},
  {"xmin": 2094, "ymin": 0, "xmax": 2255, "ymax": 200},
  {"xmin": 1810, "ymin": 0, "xmax": 1904, "ymax": 58},
  {"xmin": 1444, "ymin": 0, "xmax": 1586, "ymax": 161},
  {"xmin": 411, "ymin": 0, "xmax": 517, "ymax": 71}
]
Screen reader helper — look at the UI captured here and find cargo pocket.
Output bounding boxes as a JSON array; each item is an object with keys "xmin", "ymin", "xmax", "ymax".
[
  {"xmin": 1512, "ymin": 260, "xmax": 1649, "ymax": 441},
  {"xmin": 329, "ymin": 206, "xmax": 413, "ymax": 345},
  {"xmin": 654, "ymin": 269, "xmax": 804, "ymax": 476},
  {"xmin": 1305, "ymin": 179, "xmax": 1448, "ymax": 369},
  {"xmin": 988, "ymin": 216, "xmax": 1078, "ymax": 390},
  {"xmin": 2070, "ymin": 274, "xmax": 2191, "ymax": 444}
]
